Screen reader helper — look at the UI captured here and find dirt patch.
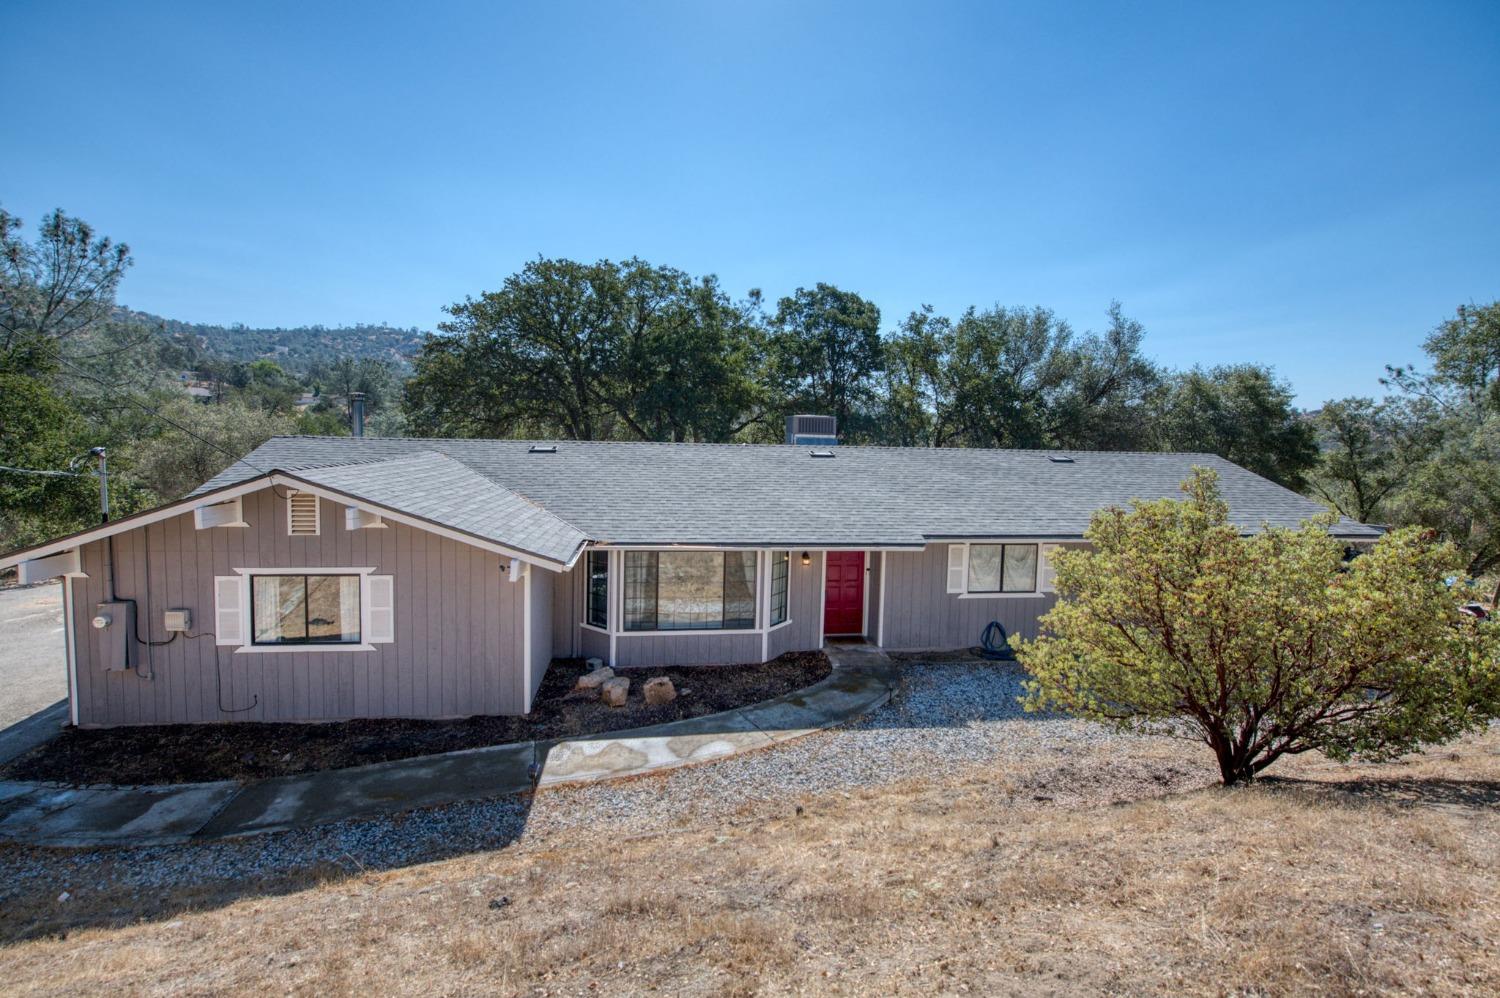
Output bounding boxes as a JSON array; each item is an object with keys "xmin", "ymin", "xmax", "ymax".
[{"xmin": 0, "ymin": 652, "xmax": 830, "ymax": 786}]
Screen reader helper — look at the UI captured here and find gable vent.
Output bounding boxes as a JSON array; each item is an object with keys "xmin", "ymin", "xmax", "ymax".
[
  {"xmin": 528, "ymin": 444, "xmax": 557, "ymax": 454},
  {"xmin": 287, "ymin": 491, "xmax": 320, "ymax": 536}
]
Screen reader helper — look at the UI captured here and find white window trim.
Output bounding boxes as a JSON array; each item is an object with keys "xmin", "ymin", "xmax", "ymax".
[
  {"xmin": 946, "ymin": 540, "xmax": 1063, "ymax": 599},
  {"xmin": 581, "ymin": 549, "xmax": 610, "ymax": 633},
  {"xmin": 584, "ymin": 548, "xmax": 797, "ymax": 660},
  {"xmin": 612, "ymin": 548, "xmax": 763, "ymax": 637},
  {"xmin": 227, "ymin": 566, "xmax": 385, "ymax": 653}
]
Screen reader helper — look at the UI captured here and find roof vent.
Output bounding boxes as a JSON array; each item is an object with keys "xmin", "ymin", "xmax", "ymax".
[
  {"xmin": 810, "ymin": 449, "xmax": 836, "ymax": 459},
  {"xmin": 528, "ymin": 444, "xmax": 557, "ymax": 454},
  {"xmin": 1048, "ymin": 455, "xmax": 1075, "ymax": 463}
]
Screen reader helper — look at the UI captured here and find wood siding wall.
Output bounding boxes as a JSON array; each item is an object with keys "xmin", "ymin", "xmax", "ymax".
[
  {"xmin": 527, "ymin": 566, "xmax": 553, "ymax": 704},
  {"xmin": 612, "ymin": 631, "xmax": 765, "ymax": 668},
  {"xmin": 553, "ymin": 558, "xmax": 582, "ymax": 658},
  {"xmin": 876, "ymin": 543, "xmax": 1063, "ymax": 651},
  {"xmin": 766, "ymin": 551, "xmax": 823, "ymax": 660},
  {"xmin": 67, "ymin": 488, "xmax": 528, "ymax": 726},
  {"xmin": 865, "ymin": 551, "xmax": 882, "ymax": 642}
]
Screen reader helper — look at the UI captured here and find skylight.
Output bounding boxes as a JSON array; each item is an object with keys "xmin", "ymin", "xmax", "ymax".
[
  {"xmin": 810, "ymin": 449, "xmax": 836, "ymax": 458},
  {"xmin": 1048, "ymin": 455, "xmax": 1075, "ymax": 463},
  {"xmin": 528, "ymin": 444, "xmax": 558, "ymax": 454}
]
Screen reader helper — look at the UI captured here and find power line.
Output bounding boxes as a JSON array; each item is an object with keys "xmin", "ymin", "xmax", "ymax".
[
  {"xmin": 0, "ymin": 463, "xmax": 87, "ymax": 478},
  {"xmin": 54, "ymin": 356, "xmax": 269, "ymax": 477}
]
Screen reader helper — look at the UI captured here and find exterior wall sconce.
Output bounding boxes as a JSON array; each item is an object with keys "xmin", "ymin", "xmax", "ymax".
[{"xmin": 801, "ymin": 551, "xmax": 811, "ymax": 566}]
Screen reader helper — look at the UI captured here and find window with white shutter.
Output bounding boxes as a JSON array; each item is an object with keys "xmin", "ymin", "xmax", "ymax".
[
  {"xmin": 214, "ymin": 576, "xmax": 245, "ymax": 645},
  {"xmin": 287, "ymin": 491, "xmax": 320, "ymax": 536},
  {"xmin": 365, "ymin": 575, "xmax": 395, "ymax": 643},
  {"xmin": 946, "ymin": 544, "xmax": 967, "ymax": 594}
]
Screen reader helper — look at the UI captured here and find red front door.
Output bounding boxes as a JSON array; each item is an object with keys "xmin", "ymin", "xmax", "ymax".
[{"xmin": 824, "ymin": 551, "xmax": 865, "ymax": 636}]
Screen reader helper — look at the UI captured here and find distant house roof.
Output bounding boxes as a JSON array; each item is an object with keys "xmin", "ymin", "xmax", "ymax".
[{"xmin": 193, "ymin": 436, "xmax": 1383, "ymax": 550}]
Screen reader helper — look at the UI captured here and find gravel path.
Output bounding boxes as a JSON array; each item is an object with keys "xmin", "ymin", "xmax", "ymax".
[{"xmin": 0, "ymin": 662, "xmax": 1207, "ymax": 915}]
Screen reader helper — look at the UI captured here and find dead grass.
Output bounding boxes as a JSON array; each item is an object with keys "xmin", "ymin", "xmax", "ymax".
[{"xmin": 2, "ymin": 730, "xmax": 1497, "ymax": 996}]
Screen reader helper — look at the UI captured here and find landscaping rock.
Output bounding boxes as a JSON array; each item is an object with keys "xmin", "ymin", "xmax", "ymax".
[
  {"xmin": 643, "ymin": 677, "xmax": 676, "ymax": 706},
  {"xmin": 600, "ymin": 677, "xmax": 629, "ymax": 707},
  {"xmin": 575, "ymin": 666, "xmax": 615, "ymax": 692}
]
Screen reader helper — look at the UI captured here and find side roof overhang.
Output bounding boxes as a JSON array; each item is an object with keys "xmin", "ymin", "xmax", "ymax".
[{"xmin": 0, "ymin": 468, "xmax": 587, "ymax": 577}]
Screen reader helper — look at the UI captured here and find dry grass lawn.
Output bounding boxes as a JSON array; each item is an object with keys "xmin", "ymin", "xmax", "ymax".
[{"xmin": 2, "ymin": 731, "xmax": 1497, "ymax": 996}]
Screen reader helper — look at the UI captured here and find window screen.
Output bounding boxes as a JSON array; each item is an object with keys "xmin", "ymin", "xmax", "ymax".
[
  {"xmin": 251, "ymin": 575, "xmax": 360, "ymax": 644},
  {"xmin": 967, "ymin": 544, "xmax": 1038, "ymax": 593}
]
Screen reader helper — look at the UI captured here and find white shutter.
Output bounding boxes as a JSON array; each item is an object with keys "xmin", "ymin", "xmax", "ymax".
[
  {"xmin": 214, "ymin": 576, "xmax": 245, "ymax": 645},
  {"xmin": 366, "ymin": 575, "xmax": 394, "ymax": 643},
  {"xmin": 287, "ymin": 492, "xmax": 320, "ymax": 535},
  {"xmin": 1039, "ymin": 544, "xmax": 1059, "ymax": 593},
  {"xmin": 946, "ymin": 544, "xmax": 967, "ymax": 594}
]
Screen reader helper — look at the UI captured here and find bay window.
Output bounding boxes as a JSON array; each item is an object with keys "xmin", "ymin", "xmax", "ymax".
[
  {"xmin": 770, "ymin": 550, "xmax": 789, "ymax": 626},
  {"xmin": 624, "ymin": 550, "xmax": 758, "ymax": 631},
  {"xmin": 586, "ymin": 550, "xmax": 609, "ymax": 628}
]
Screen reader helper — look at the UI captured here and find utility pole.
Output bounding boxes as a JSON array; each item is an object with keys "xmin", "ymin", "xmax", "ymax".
[{"xmin": 92, "ymin": 447, "xmax": 109, "ymax": 523}]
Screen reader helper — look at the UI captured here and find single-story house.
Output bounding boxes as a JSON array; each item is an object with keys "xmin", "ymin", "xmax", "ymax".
[{"xmin": 0, "ymin": 427, "xmax": 1381, "ymax": 728}]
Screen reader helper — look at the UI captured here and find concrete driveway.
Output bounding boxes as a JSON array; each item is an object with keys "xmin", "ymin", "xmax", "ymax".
[{"xmin": 0, "ymin": 584, "xmax": 68, "ymax": 732}]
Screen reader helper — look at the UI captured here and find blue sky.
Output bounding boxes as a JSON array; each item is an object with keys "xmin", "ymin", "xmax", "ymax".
[{"xmin": 3, "ymin": 1, "xmax": 1497, "ymax": 405}]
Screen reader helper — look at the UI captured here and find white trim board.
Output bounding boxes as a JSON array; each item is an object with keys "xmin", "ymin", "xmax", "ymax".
[
  {"xmin": 0, "ymin": 473, "xmax": 579, "ymax": 575},
  {"xmin": 62, "ymin": 576, "xmax": 79, "ymax": 727}
]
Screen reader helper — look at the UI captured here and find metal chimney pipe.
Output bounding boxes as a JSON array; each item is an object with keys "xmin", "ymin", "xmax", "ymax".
[{"xmin": 350, "ymin": 392, "xmax": 366, "ymax": 437}]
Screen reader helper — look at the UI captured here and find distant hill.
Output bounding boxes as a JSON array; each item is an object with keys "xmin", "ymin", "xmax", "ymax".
[{"xmin": 116, "ymin": 307, "xmax": 428, "ymax": 373}]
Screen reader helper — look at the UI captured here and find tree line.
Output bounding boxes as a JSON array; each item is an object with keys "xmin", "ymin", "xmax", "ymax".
[
  {"xmin": 404, "ymin": 260, "xmax": 1320, "ymax": 490},
  {"xmin": 2, "ymin": 207, "xmax": 1497, "ymax": 597},
  {"xmin": 0, "ymin": 206, "xmax": 404, "ymax": 548}
]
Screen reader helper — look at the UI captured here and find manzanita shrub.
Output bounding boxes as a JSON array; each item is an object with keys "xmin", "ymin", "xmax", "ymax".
[{"xmin": 1015, "ymin": 468, "xmax": 1500, "ymax": 786}]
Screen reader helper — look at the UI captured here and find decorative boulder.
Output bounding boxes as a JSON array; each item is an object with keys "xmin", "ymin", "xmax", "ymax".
[
  {"xmin": 575, "ymin": 665, "xmax": 615, "ymax": 692},
  {"xmin": 643, "ymin": 676, "xmax": 676, "ymax": 706},
  {"xmin": 600, "ymin": 676, "xmax": 630, "ymax": 707}
]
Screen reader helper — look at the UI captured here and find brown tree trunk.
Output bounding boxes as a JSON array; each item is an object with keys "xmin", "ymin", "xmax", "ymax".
[{"xmin": 1215, "ymin": 747, "xmax": 1258, "ymax": 786}]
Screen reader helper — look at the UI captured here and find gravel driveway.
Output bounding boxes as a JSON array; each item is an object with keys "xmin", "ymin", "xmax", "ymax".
[
  {"xmin": 0, "ymin": 585, "xmax": 67, "ymax": 731},
  {"xmin": 0, "ymin": 661, "xmax": 1208, "ymax": 913}
]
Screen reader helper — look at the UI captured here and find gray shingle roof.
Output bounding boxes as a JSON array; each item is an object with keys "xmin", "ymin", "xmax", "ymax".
[
  {"xmin": 286, "ymin": 452, "xmax": 587, "ymax": 565},
  {"xmin": 196, "ymin": 437, "xmax": 1382, "ymax": 554}
]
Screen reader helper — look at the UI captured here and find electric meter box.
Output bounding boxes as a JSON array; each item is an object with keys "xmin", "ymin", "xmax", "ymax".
[{"xmin": 93, "ymin": 601, "xmax": 137, "ymax": 672}]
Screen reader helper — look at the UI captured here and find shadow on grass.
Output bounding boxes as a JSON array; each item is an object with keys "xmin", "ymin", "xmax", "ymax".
[{"xmin": 1260, "ymin": 775, "xmax": 1500, "ymax": 812}]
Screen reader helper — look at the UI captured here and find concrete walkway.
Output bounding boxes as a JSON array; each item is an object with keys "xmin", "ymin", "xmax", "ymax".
[{"xmin": 0, "ymin": 647, "xmax": 899, "ymax": 848}]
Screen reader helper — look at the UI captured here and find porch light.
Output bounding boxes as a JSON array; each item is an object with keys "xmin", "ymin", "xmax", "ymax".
[{"xmin": 801, "ymin": 551, "xmax": 811, "ymax": 566}]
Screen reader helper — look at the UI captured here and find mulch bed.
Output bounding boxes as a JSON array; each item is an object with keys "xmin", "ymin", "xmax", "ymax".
[{"xmin": 0, "ymin": 652, "xmax": 831, "ymax": 786}]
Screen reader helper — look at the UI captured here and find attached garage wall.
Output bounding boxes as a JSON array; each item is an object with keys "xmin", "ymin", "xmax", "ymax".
[
  {"xmin": 67, "ymin": 488, "xmax": 528, "ymax": 726},
  {"xmin": 877, "ymin": 543, "xmax": 1068, "ymax": 651}
]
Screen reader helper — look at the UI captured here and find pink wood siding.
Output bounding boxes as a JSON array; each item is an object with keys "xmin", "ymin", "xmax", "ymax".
[{"xmin": 66, "ymin": 487, "xmax": 528, "ymax": 726}]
